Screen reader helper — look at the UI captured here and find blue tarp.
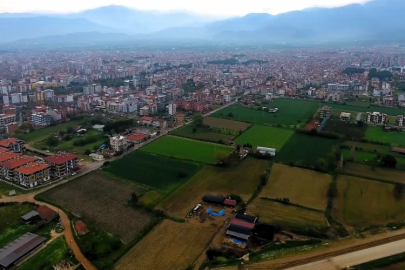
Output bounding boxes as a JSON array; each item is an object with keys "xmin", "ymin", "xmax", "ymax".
[
  {"xmin": 99, "ymin": 144, "xmax": 106, "ymax": 149},
  {"xmin": 206, "ymin": 208, "xmax": 212, "ymax": 214},
  {"xmin": 210, "ymin": 209, "xmax": 225, "ymax": 217},
  {"xmin": 233, "ymin": 238, "xmax": 246, "ymax": 245}
]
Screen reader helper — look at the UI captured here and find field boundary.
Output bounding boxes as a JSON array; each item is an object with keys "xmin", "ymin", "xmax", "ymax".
[
  {"xmin": 339, "ymin": 170, "xmax": 404, "ymax": 186},
  {"xmin": 259, "ymin": 197, "xmax": 326, "ymax": 214}
]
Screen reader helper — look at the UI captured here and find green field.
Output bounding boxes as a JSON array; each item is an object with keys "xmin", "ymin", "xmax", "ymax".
[
  {"xmin": 235, "ymin": 125, "xmax": 294, "ymax": 150},
  {"xmin": 17, "ymin": 237, "xmax": 74, "ymax": 270},
  {"xmin": 0, "ymin": 181, "xmax": 28, "ymax": 197},
  {"xmin": 333, "ymin": 175, "xmax": 405, "ymax": 230},
  {"xmin": 211, "ymin": 99, "xmax": 319, "ymax": 126},
  {"xmin": 141, "ymin": 135, "xmax": 233, "ymax": 164},
  {"xmin": 323, "ymin": 120, "xmax": 367, "ymax": 140},
  {"xmin": 103, "ymin": 151, "xmax": 201, "ymax": 193},
  {"xmin": 343, "ymin": 162, "xmax": 405, "ymax": 184},
  {"xmin": 342, "ymin": 141, "xmax": 390, "ymax": 154},
  {"xmin": 327, "ymin": 103, "xmax": 405, "ymax": 116},
  {"xmin": 366, "ymin": 127, "xmax": 405, "ymax": 146},
  {"xmin": 22, "ymin": 120, "xmax": 82, "ymax": 142},
  {"xmin": 275, "ymin": 133, "xmax": 338, "ymax": 166},
  {"xmin": 342, "ymin": 149, "xmax": 405, "ymax": 169},
  {"xmin": 170, "ymin": 125, "xmax": 234, "ymax": 143}
]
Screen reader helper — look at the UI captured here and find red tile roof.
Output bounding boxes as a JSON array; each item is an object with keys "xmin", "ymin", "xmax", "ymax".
[
  {"xmin": 0, "ymin": 156, "xmax": 37, "ymax": 169},
  {"xmin": 15, "ymin": 163, "xmax": 49, "ymax": 175},
  {"xmin": 0, "ymin": 152, "xmax": 20, "ymax": 162},
  {"xmin": 139, "ymin": 116, "xmax": 153, "ymax": 121},
  {"xmin": 0, "ymin": 147, "xmax": 9, "ymax": 153},
  {"xmin": 36, "ymin": 205, "xmax": 57, "ymax": 220},
  {"xmin": 0, "ymin": 138, "xmax": 18, "ymax": 148},
  {"xmin": 126, "ymin": 134, "xmax": 147, "ymax": 142},
  {"xmin": 75, "ymin": 220, "xmax": 87, "ymax": 233},
  {"xmin": 224, "ymin": 199, "xmax": 237, "ymax": 206},
  {"xmin": 231, "ymin": 219, "xmax": 256, "ymax": 229},
  {"xmin": 44, "ymin": 153, "xmax": 78, "ymax": 165}
]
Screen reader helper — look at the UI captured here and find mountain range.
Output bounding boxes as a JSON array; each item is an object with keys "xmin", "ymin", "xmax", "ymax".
[{"xmin": 0, "ymin": 0, "xmax": 404, "ymax": 45}]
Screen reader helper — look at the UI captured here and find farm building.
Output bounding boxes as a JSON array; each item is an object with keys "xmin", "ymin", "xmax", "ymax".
[
  {"xmin": 75, "ymin": 220, "xmax": 88, "ymax": 235},
  {"xmin": 256, "ymin": 147, "xmax": 276, "ymax": 156},
  {"xmin": 202, "ymin": 195, "xmax": 225, "ymax": 205},
  {"xmin": 223, "ymin": 199, "xmax": 237, "ymax": 207},
  {"xmin": 21, "ymin": 211, "xmax": 40, "ymax": 223},
  {"xmin": 235, "ymin": 214, "xmax": 258, "ymax": 224},
  {"xmin": 0, "ymin": 232, "xmax": 46, "ymax": 269},
  {"xmin": 226, "ymin": 214, "xmax": 258, "ymax": 241},
  {"xmin": 36, "ymin": 205, "xmax": 57, "ymax": 221}
]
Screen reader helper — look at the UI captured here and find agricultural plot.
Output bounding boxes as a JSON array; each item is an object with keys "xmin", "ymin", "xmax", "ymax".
[
  {"xmin": 22, "ymin": 120, "xmax": 82, "ymax": 142},
  {"xmin": 39, "ymin": 172, "xmax": 156, "ymax": 243},
  {"xmin": 366, "ymin": 127, "xmax": 405, "ymax": 146},
  {"xmin": 171, "ymin": 125, "xmax": 234, "ymax": 143},
  {"xmin": 141, "ymin": 135, "xmax": 233, "ymax": 164},
  {"xmin": 260, "ymin": 164, "xmax": 331, "ymax": 211},
  {"xmin": 332, "ymin": 175, "xmax": 405, "ymax": 230},
  {"xmin": 342, "ymin": 149, "xmax": 405, "ymax": 169},
  {"xmin": 234, "ymin": 125, "xmax": 294, "ymax": 150},
  {"xmin": 342, "ymin": 141, "xmax": 390, "ymax": 154},
  {"xmin": 323, "ymin": 120, "xmax": 367, "ymax": 140},
  {"xmin": 343, "ymin": 162, "xmax": 405, "ymax": 184},
  {"xmin": 158, "ymin": 158, "xmax": 269, "ymax": 218},
  {"xmin": 203, "ymin": 117, "xmax": 251, "ymax": 130},
  {"xmin": 248, "ymin": 198, "xmax": 328, "ymax": 230},
  {"xmin": 211, "ymin": 99, "xmax": 319, "ymax": 126},
  {"xmin": 275, "ymin": 133, "xmax": 338, "ymax": 167},
  {"xmin": 104, "ymin": 151, "xmax": 201, "ymax": 193},
  {"xmin": 115, "ymin": 220, "xmax": 216, "ymax": 270}
]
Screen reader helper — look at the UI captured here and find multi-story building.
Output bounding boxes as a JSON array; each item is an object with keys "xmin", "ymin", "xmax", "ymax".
[
  {"xmin": 15, "ymin": 163, "xmax": 51, "ymax": 188},
  {"xmin": 340, "ymin": 112, "xmax": 351, "ymax": 122},
  {"xmin": 31, "ymin": 113, "xmax": 52, "ymax": 126},
  {"xmin": 365, "ymin": 112, "xmax": 387, "ymax": 125},
  {"xmin": 44, "ymin": 153, "xmax": 78, "ymax": 177},
  {"xmin": 110, "ymin": 135, "xmax": 128, "ymax": 152},
  {"xmin": 167, "ymin": 103, "xmax": 176, "ymax": 115},
  {"xmin": 6, "ymin": 122, "xmax": 19, "ymax": 134},
  {"xmin": 397, "ymin": 115, "xmax": 404, "ymax": 127},
  {"xmin": 0, "ymin": 152, "xmax": 20, "ymax": 164},
  {"xmin": 175, "ymin": 113, "xmax": 185, "ymax": 126},
  {"xmin": 327, "ymin": 83, "xmax": 349, "ymax": 91},
  {"xmin": 0, "ymin": 114, "xmax": 16, "ymax": 129},
  {"xmin": 320, "ymin": 106, "xmax": 332, "ymax": 119},
  {"xmin": 0, "ymin": 138, "xmax": 25, "ymax": 153},
  {"xmin": 0, "ymin": 156, "xmax": 37, "ymax": 181}
]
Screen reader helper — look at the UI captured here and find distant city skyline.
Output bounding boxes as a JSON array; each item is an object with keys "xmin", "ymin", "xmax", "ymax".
[{"xmin": 0, "ymin": 0, "xmax": 372, "ymax": 17}]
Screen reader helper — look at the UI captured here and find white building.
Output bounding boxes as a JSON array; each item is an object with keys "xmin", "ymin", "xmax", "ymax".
[
  {"xmin": 168, "ymin": 103, "xmax": 176, "ymax": 115},
  {"xmin": 2, "ymin": 95, "xmax": 9, "ymax": 105},
  {"xmin": 31, "ymin": 113, "xmax": 52, "ymax": 126},
  {"xmin": 10, "ymin": 93, "xmax": 23, "ymax": 104},
  {"xmin": 110, "ymin": 135, "xmax": 128, "ymax": 152},
  {"xmin": 340, "ymin": 112, "xmax": 351, "ymax": 122},
  {"xmin": 365, "ymin": 112, "xmax": 387, "ymax": 125},
  {"xmin": 0, "ymin": 114, "xmax": 16, "ymax": 129},
  {"xmin": 257, "ymin": 147, "xmax": 276, "ymax": 156},
  {"xmin": 397, "ymin": 115, "xmax": 404, "ymax": 127},
  {"xmin": 320, "ymin": 106, "xmax": 332, "ymax": 119},
  {"xmin": 327, "ymin": 83, "xmax": 349, "ymax": 91},
  {"xmin": 44, "ymin": 89, "xmax": 54, "ymax": 100}
]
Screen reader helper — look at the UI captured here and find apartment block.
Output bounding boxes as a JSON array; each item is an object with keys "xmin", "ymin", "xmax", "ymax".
[
  {"xmin": 365, "ymin": 112, "xmax": 387, "ymax": 125},
  {"xmin": 15, "ymin": 163, "xmax": 51, "ymax": 188},
  {"xmin": 397, "ymin": 115, "xmax": 404, "ymax": 127},
  {"xmin": 44, "ymin": 153, "xmax": 78, "ymax": 177},
  {"xmin": 31, "ymin": 113, "xmax": 52, "ymax": 126},
  {"xmin": 0, "ymin": 138, "xmax": 25, "ymax": 153},
  {"xmin": 320, "ymin": 106, "xmax": 332, "ymax": 119}
]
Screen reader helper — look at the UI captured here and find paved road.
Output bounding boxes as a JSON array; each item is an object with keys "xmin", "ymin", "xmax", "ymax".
[{"xmin": 286, "ymin": 238, "xmax": 405, "ymax": 270}]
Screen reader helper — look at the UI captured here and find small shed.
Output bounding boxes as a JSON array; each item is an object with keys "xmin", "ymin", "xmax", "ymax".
[
  {"xmin": 75, "ymin": 221, "xmax": 88, "ymax": 235},
  {"xmin": 202, "ymin": 195, "xmax": 225, "ymax": 205},
  {"xmin": 223, "ymin": 199, "xmax": 237, "ymax": 207},
  {"xmin": 21, "ymin": 211, "xmax": 39, "ymax": 223},
  {"xmin": 36, "ymin": 205, "xmax": 57, "ymax": 221}
]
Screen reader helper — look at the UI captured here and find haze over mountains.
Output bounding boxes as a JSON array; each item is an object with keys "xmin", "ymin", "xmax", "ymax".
[{"xmin": 0, "ymin": 0, "xmax": 404, "ymax": 45}]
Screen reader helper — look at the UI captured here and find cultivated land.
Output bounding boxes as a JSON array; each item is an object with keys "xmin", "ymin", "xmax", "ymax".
[
  {"xmin": 342, "ymin": 141, "xmax": 391, "ymax": 154},
  {"xmin": 275, "ymin": 133, "xmax": 338, "ymax": 166},
  {"xmin": 103, "ymin": 151, "xmax": 201, "ymax": 193},
  {"xmin": 39, "ymin": 172, "xmax": 156, "ymax": 244},
  {"xmin": 22, "ymin": 120, "xmax": 82, "ymax": 142},
  {"xmin": 171, "ymin": 125, "xmax": 234, "ymax": 143},
  {"xmin": 343, "ymin": 162, "xmax": 405, "ymax": 184},
  {"xmin": 342, "ymin": 150, "xmax": 405, "ymax": 169},
  {"xmin": 332, "ymin": 175, "xmax": 405, "ymax": 230},
  {"xmin": 203, "ymin": 117, "xmax": 251, "ymax": 130},
  {"xmin": 115, "ymin": 220, "xmax": 216, "ymax": 270},
  {"xmin": 366, "ymin": 127, "xmax": 405, "ymax": 146},
  {"xmin": 141, "ymin": 135, "xmax": 233, "ymax": 164},
  {"xmin": 260, "ymin": 164, "xmax": 331, "ymax": 211},
  {"xmin": 158, "ymin": 158, "xmax": 269, "ymax": 218},
  {"xmin": 234, "ymin": 125, "xmax": 294, "ymax": 150},
  {"xmin": 211, "ymin": 99, "xmax": 319, "ymax": 126},
  {"xmin": 248, "ymin": 198, "xmax": 328, "ymax": 230},
  {"xmin": 323, "ymin": 119, "xmax": 367, "ymax": 140}
]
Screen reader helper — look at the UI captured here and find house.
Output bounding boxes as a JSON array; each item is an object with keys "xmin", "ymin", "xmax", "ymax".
[
  {"xmin": 365, "ymin": 112, "xmax": 387, "ymax": 125},
  {"xmin": 110, "ymin": 135, "xmax": 128, "ymax": 152},
  {"xmin": 397, "ymin": 115, "xmax": 404, "ymax": 127},
  {"xmin": 139, "ymin": 116, "xmax": 153, "ymax": 126},
  {"xmin": 36, "ymin": 205, "xmax": 57, "ymax": 221},
  {"xmin": 256, "ymin": 147, "xmax": 276, "ymax": 156},
  {"xmin": 340, "ymin": 112, "xmax": 351, "ymax": 122},
  {"xmin": 319, "ymin": 106, "xmax": 332, "ymax": 119},
  {"xmin": 0, "ymin": 138, "xmax": 24, "ymax": 153},
  {"xmin": 0, "ymin": 233, "xmax": 46, "ymax": 269},
  {"xmin": 14, "ymin": 163, "xmax": 51, "ymax": 188},
  {"xmin": 44, "ymin": 153, "xmax": 78, "ymax": 177},
  {"xmin": 0, "ymin": 156, "xmax": 37, "ymax": 182},
  {"xmin": 75, "ymin": 220, "xmax": 88, "ymax": 235},
  {"xmin": 126, "ymin": 133, "xmax": 148, "ymax": 144}
]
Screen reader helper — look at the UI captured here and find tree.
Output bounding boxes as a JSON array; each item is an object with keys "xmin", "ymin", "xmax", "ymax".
[
  {"xmin": 382, "ymin": 155, "xmax": 397, "ymax": 168},
  {"xmin": 394, "ymin": 184, "xmax": 405, "ymax": 200},
  {"xmin": 357, "ymin": 120, "xmax": 364, "ymax": 127},
  {"xmin": 310, "ymin": 128, "xmax": 318, "ymax": 135},
  {"xmin": 45, "ymin": 136, "xmax": 58, "ymax": 147},
  {"xmin": 66, "ymin": 126, "xmax": 75, "ymax": 134},
  {"xmin": 131, "ymin": 192, "xmax": 138, "ymax": 204},
  {"xmin": 227, "ymin": 112, "xmax": 234, "ymax": 118},
  {"xmin": 192, "ymin": 113, "xmax": 204, "ymax": 127},
  {"xmin": 84, "ymin": 149, "xmax": 91, "ymax": 155},
  {"xmin": 215, "ymin": 150, "xmax": 229, "ymax": 165},
  {"xmin": 316, "ymin": 158, "xmax": 329, "ymax": 172},
  {"xmin": 192, "ymin": 127, "xmax": 197, "ymax": 133}
]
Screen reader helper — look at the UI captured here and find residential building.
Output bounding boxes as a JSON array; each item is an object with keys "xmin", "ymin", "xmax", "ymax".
[
  {"xmin": 0, "ymin": 156, "xmax": 37, "ymax": 182},
  {"xmin": 5, "ymin": 122, "xmax": 19, "ymax": 134},
  {"xmin": 126, "ymin": 133, "xmax": 148, "ymax": 144},
  {"xmin": 340, "ymin": 112, "xmax": 351, "ymax": 122},
  {"xmin": 139, "ymin": 116, "xmax": 153, "ymax": 126},
  {"xmin": 44, "ymin": 153, "xmax": 78, "ymax": 177},
  {"xmin": 0, "ymin": 138, "xmax": 24, "ymax": 153},
  {"xmin": 167, "ymin": 103, "xmax": 176, "ymax": 115},
  {"xmin": 327, "ymin": 83, "xmax": 349, "ymax": 91},
  {"xmin": 15, "ymin": 163, "xmax": 51, "ymax": 188},
  {"xmin": 0, "ymin": 152, "xmax": 20, "ymax": 163},
  {"xmin": 365, "ymin": 112, "xmax": 387, "ymax": 125},
  {"xmin": 110, "ymin": 135, "xmax": 128, "ymax": 152},
  {"xmin": 397, "ymin": 115, "xmax": 404, "ymax": 127},
  {"xmin": 320, "ymin": 106, "xmax": 332, "ymax": 119},
  {"xmin": 31, "ymin": 113, "xmax": 52, "ymax": 126},
  {"xmin": 175, "ymin": 113, "xmax": 185, "ymax": 126},
  {"xmin": 0, "ymin": 114, "xmax": 16, "ymax": 129}
]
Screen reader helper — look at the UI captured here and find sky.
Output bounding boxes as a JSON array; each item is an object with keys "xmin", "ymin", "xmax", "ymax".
[{"xmin": 0, "ymin": 0, "xmax": 372, "ymax": 16}]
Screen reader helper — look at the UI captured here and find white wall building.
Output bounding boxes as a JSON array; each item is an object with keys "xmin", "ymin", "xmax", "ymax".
[
  {"xmin": 31, "ymin": 113, "xmax": 52, "ymax": 126},
  {"xmin": 168, "ymin": 103, "xmax": 176, "ymax": 115},
  {"xmin": 110, "ymin": 135, "xmax": 128, "ymax": 152},
  {"xmin": 365, "ymin": 112, "xmax": 387, "ymax": 125}
]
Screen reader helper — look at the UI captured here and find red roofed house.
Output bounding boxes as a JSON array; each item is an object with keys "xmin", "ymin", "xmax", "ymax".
[
  {"xmin": 15, "ymin": 163, "xmax": 51, "ymax": 188},
  {"xmin": 0, "ymin": 138, "xmax": 25, "ymax": 153},
  {"xmin": 44, "ymin": 152, "xmax": 78, "ymax": 177},
  {"xmin": 126, "ymin": 133, "xmax": 148, "ymax": 144},
  {"xmin": 0, "ymin": 156, "xmax": 37, "ymax": 181},
  {"xmin": 75, "ymin": 220, "xmax": 88, "ymax": 235},
  {"xmin": 139, "ymin": 116, "xmax": 153, "ymax": 125},
  {"xmin": 36, "ymin": 205, "xmax": 57, "ymax": 221}
]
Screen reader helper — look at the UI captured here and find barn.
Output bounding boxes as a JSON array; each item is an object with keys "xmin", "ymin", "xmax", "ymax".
[{"xmin": 202, "ymin": 195, "xmax": 225, "ymax": 205}]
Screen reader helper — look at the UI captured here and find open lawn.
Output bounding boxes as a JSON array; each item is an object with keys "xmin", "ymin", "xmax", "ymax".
[
  {"xmin": 323, "ymin": 120, "xmax": 367, "ymax": 140},
  {"xmin": 141, "ymin": 135, "xmax": 233, "ymax": 164},
  {"xmin": 248, "ymin": 198, "xmax": 328, "ymax": 230},
  {"xmin": 22, "ymin": 120, "xmax": 82, "ymax": 142},
  {"xmin": 203, "ymin": 117, "xmax": 251, "ymax": 130},
  {"xmin": 157, "ymin": 158, "xmax": 269, "ymax": 218},
  {"xmin": 275, "ymin": 133, "xmax": 338, "ymax": 167},
  {"xmin": 342, "ymin": 150, "xmax": 405, "ymax": 169},
  {"xmin": 115, "ymin": 220, "xmax": 216, "ymax": 270},
  {"xmin": 39, "ymin": 171, "xmax": 156, "ymax": 244},
  {"xmin": 343, "ymin": 162, "xmax": 405, "ymax": 184},
  {"xmin": 260, "ymin": 164, "xmax": 331, "ymax": 211},
  {"xmin": 0, "ymin": 181, "xmax": 28, "ymax": 197},
  {"xmin": 366, "ymin": 127, "xmax": 405, "ymax": 146},
  {"xmin": 342, "ymin": 141, "xmax": 390, "ymax": 154},
  {"xmin": 234, "ymin": 125, "xmax": 294, "ymax": 150},
  {"xmin": 332, "ymin": 175, "xmax": 405, "ymax": 230},
  {"xmin": 171, "ymin": 125, "xmax": 234, "ymax": 143},
  {"xmin": 103, "ymin": 151, "xmax": 201, "ymax": 193},
  {"xmin": 17, "ymin": 237, "xmax": 74, "ymax": 270},
  {"xmin": 211, "ymin": 99, "xmax": 319, "ymax": 126}
]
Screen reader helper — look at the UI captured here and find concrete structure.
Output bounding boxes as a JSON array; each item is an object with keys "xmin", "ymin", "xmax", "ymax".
[
  {"xmin": 320, "ymin": 106, "xmax": 332, "ymax": 119},
  {"xmin": 0, "ymin": 156, "xmax": 37, "ymax": 181},
  {"xmin": 365, "ymin": 112, "xmax": 387, "ymax": 125},
  {"xmin": 31, "ymin": 113, "xmax": 52, "ymax": 126},
  {"xmin": 327, "ymin": 83, "xmax": 349, "ymax": 91},
  {"xmin": 167, "ymin": 103, "xmax": 176, "ymax": 115},
  {"xmin": 340, "ymin": 112, "xmax": 351, "ymax": 122},
  {"xmin": 15, "ymin": 163, "xmax": 51, "ymax": 188},
  {"xmin": 44, "ymin": 153, "xmax": 78, "ymax": 177},
  {"xmin": 110, "ymin": 135, "xmax": 128, "ymax": 152},
  {"xmin": 0, "ymin": 114, "xmax": 16, "ymax": 130},
  {"xmin": 397, "ymin": 115, "xmax": 404, "ymax": 127}
]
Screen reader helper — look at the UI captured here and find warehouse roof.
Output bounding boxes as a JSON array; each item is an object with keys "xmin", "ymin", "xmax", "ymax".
[
  {"xmin": 231, "ymin": 219, "xmax": 256, "ymax": 229},
  {"xmin": 227, "ymin": 224, "xmax": 253, "ymax": 236},
  {"xmin": 225, "ymin": 230, "xmax": 250, "ymax": 240},
  {"xmin": 21, "ymin": 211, "xmax": 39, "ymax": 221},
  {"xmin": 235, "ymin": 214, "xmax": 258, "ymax": 224},
  {"xmin": 202, "ymin": 195, "xmax": 225, "ymax": 205}
]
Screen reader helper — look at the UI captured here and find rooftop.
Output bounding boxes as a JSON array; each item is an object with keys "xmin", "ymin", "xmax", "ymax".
[
  {"xmin": 44, "ymin": 153, "xmax": 78, "ymax": 165},
  {"xmin": 15, "ymin": 163, "xmax": 49, "ymax": 175},
  {"xmin": 0, "ymin": 152, "xmax": 20, "ymax": 163},
  {"xmin": 36, "ymin": 205, "xmax": 57, "ymax": 220},
  {"xmin": 0, "ymin": 138, "xmax": 18, "ymax": 148},
  {"xmin": 0, "ymin": 156, "xmax": 37, "ymax": 169},
  {"xmin": 126, "ymin": 134, "xmax": 147, "ymax": 142}
]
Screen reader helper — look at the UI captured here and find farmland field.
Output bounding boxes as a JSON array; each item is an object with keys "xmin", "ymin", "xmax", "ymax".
[
  {"xmin": 157, "ymin": 158, "xmax": 269, "ymax": 218},
  {"xmin": 171, "ymin": 125, "xmax": 234, "ymax": 143},
  {"xmin": 366, "ymin": 127, "xmax": 405, "ymax": 146},
  {"xmin": 203, "ymin": 117, "xmax": 251, "ymax": 130},
  {"xmin": 332, "ymin": 175, "xmax": 405, "ymax": 230},
  {"xmin": 103, "ymin": 151, "xmax": 201, "ymax": 193},
  {"xmin": 248, "ymin": 198, "xmax": 328, "ymax": 230},
  {"xmin": 323, "ymin": 120, "xmax": 367, "ymax": 140},
  {"xmin": 39, "ymin": 172, "xmax": 156, "ymax": 243},
  {"xmin": 343, "ymin": 162, "xmax": 405, "ymax": 184},
  {"xmin": 22, "ymin": 120, "xmax": 82, "ymax": 142},
  {"xmin": 342, "ymin": 141, "xmax": 390, "ymax": 154},
  {"xmin": 342, "ymin": 150, "xmax": 405, "ymax": 169},
  {"xmin": 234, "ymin": 125, "xmax": 294, "ymax": 150},
  {"xmin": 260, "ymin": 164, "xmax": 331, "ymax": 211},
  {"xmin": 141, "ymin": 135, "xmax": 233, "ymax": 164},
  {"xmin": 275, "ymin": 133, "xmax": 338, "ymax": 166},
  {"xmin": 115, "ymin": 220, "xmax": 216, "ymax": 270},
  {"xmin": 211, "ymin": 99, "xmax": 319, "ymax": 126}
]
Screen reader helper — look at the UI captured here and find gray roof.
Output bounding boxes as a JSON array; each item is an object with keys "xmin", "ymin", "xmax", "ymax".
[
  {"xmin": 226, "ymin": 230, "xmax": 250, "ymax": 240},
  {"xmin": 0, "ymin": 232, "xmax": 46, "ymax": 268},
  {"xmin": 356, "ymin": 113, "xmax": 362, "ymax": 121},
  {"xmin": 21, "ymin": 211, "xmax": 39, "ymax": 221}
]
